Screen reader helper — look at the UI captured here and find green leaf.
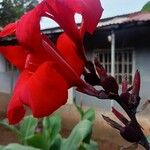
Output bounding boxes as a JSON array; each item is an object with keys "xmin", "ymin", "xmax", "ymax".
[
  {"xmin": 62, "ymin": 120, "xmax": 92, "ymax": 150},
  {"xmin": 19, "ymin": 116, "xmax": 38, "ymax": 141},
  {"xmin": 26, "ymin": 133, "xmax": 48, "ymax": 150},
  {"xmin": 142, "ymin": 1, "xmax": 150, "ymax": 12},
  {"xmin": 27, "ymin": 115, "xmax": 61, "ymax": 150},
  {"xmin": 43, "ymin": 114, "xmax": 61, "ymax": 136},
  {"xmin": 2, "ymin": 143, "xmax": 41, "ymax": 150},
  {"xmin": 42, "ymin": 114, "xmax": 61, "ymax": 142},
  {"xmin": 82, "ymin": 109, "xmax": 95, "ymax": 122},
  {"xmin": 49, "ymin": 134, "xmax": 62, "ymax": 150}
]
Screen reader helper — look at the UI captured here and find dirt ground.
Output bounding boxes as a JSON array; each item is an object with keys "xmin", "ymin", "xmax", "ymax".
[{"xmin": 0, "ymin": 93, "xmax": 149, "ymax": 149}]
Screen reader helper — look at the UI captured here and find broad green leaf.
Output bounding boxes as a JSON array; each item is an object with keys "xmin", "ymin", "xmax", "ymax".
[
  {"xmin": 62, "ymin": 120, "xmax": 92, "ymax": 150},
  {"xmin": 82, "ymin": 109, "xmax": 95, "ymax": 122},
  {"xmin": 0, "ymin": 120, "xmax": 20, "ymax": 136},
  {"xmin": 49, "ymin": 134, "xmax": 62, "ymax": 150},
  {"xmin": 19, "ymin": 116, "xmax": 38, "ymax": 140},
  {"xmin": 2, "ymin": 143, "xmax": 41, "ymax": 150},
  {"xmin": 26, "ymin": 133, "xmax": 48, "ymax": 150},
  {"xmin": 42, "ymin": 114, "xmax": 61, "ymax": 142},
  {"xmin": 142, "ymin": 1, "xmax": 150, "ymax": 12},
  {"xmin": 27, "ymin": 115, "xmax": 61, "ymax": 150}
]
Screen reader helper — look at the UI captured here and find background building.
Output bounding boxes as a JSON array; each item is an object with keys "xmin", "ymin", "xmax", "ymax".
[{"xmin": 0, "ymin": 12, "xmax": 150, "ymax": 111}]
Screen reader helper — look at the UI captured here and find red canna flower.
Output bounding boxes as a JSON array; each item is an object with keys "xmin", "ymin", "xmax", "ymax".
[{"xmin": 0, "ymin": 0, "xmax": 103, "ymax": 124}]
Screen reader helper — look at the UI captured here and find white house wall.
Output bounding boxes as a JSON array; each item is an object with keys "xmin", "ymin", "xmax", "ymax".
[{"xmin": 135, "ymin": 46, "xmax": 150, "ymax": 104}]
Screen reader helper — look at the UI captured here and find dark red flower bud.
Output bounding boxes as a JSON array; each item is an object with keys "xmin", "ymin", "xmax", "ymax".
[
  {"xmin": 83, "ymin": 61, "xmax": 100, "ymax": 86},
  {"xmin": 120, "ymin": 71, "xmax": 141, "ymax": 113},
  {"xmin": 94, "ymin": 58, "xmax": 107, "ymax": 78},
  {"xmin": 120, "ymin": 92, "xmax": 131, "ymax": 107},
  {"xmin": 120, "ymin": 123, "xmax": 141, "ymax": 143},
  {"xmin": 132, "ymin": 70, "xmax": 140, "ymax": 97},
  {"xmin": 122, "ymin": 75, "xmax": 128, "ymax": 93},
  {"xmin": 83, "ymin": 69, "xmax": 100, "ymax": 86},
  {"xmin": 94, "ymin": 58, "xmax": 118, "ymax": 94},
  {"xmin": 102, "ymin": 112, "xmax": 141, "ymax": 143}
]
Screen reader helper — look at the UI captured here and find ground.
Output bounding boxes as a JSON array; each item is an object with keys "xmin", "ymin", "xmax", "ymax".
[{"xmin": 0, "ymin": 92, "xmax": 149, "ymax": 149}]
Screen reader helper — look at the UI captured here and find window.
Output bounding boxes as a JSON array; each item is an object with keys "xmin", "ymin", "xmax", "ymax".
[
  {"xmin": 95, "ymin": 49, "xmax": 134, "ymax": 84},
  {"xmin": 5, "ymin": 59, "xmax": 17, "ymax": 72}
]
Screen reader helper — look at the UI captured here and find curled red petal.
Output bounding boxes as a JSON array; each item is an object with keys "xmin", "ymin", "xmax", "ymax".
[
  {"xmin": 45, "ymin": 0, "xmax": 81, "ymax": 44},
  {"xmin": 45, "ymin": 0, "xmax": 103, "ymax": 43},
  {"xmin": 0, "ymin": 46, "xmax": 27, "ymax": 71},
  {"xmin": 132, "ymin": 70, "xmax": 140, "ymax": 96},
  {"xmin": 112, "ymin": 107, "xmax": 129, "ymax": 125},
  {"xmin": 7, "ymin": 96, "xmax": 25, "ymax": 125},
  {"xmin": 76, "ymin": 0, "xmax": 103, "ymax": 36},
  {"xmin": 0, "ymin": 22, "xmax": 16, "ymax": 38},
  {"xmin": 7, "ymin": 70, "xmax": 32, "ymax": 124},
  {"xmin": 16, "ymin": 3, "xmax": 44, "ymax": 50},
  {"xmin": 20, "ymin": 62, "xmax": 68, "ymax": 118}
]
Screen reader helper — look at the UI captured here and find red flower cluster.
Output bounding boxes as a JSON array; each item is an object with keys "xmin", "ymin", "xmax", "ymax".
[{"xmin": 0, "ymin": 0, "xmax": 103, "ymax": 124}]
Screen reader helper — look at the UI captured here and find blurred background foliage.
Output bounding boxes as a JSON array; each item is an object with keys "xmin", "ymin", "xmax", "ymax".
[{"xmin": 0, "ymin": 0, "xmax": 38, "ymax": 27}]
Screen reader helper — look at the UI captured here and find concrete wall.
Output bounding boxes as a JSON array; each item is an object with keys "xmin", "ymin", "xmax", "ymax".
[
  {"xmin": 0, "ymin": 71, "xmax": 18, "ymax": 94},
  {"xmin": 0, "ymin": 55, "xmax": 18, "ymax": 94},
  {"xmin": 135, "ymin": 46, "xmax": 150, "ymax": 104}
]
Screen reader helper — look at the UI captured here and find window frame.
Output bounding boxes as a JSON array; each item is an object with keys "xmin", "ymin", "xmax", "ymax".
[{"xmin": 94, "ymin": 48, "xmax": 135, "ymax": 85}]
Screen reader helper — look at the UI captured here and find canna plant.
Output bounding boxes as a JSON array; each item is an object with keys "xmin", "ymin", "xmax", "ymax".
[
  {"xmin": 0, "ymin": 0, "xmax": 149, "ymax": 149},
  {"xmin": 0, "ymin": 0, "xmax": 103, "ymax": 124},
  {"xmin": 0, "ymin": 103, "xmax": 97, "ymax": 150},
  {"xmin": 83, "ymin": 58, "xmax": 150, "ymax": 150}
]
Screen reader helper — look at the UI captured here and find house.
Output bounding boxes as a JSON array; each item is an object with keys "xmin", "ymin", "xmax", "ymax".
[{"xmin": 0, "ymin": 12, "xmax": 150, "ymax": 111}]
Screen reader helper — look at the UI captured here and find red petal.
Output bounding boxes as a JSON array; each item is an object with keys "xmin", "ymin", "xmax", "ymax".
[
  {"xmin": 45, "ymin": 0, "xmax": 103, "ymax": 42},
  {"xmin": 132, "ymin": 70, "xmax": 140, "ymax": 96},
  {"xmin": 0, "ymin": 22, "xmax": 16, "ymax": 37},
  {"xmin": 7, "ymin": 70, "xmax": 32, "ymax": 124},
  {"xmin": 45, "ymin": 0, "xmax": 81, "ymax": 44},
  {"xmin": 7, "ymin": 96, "xmax": 25, "ymax": 125},
  {"xmin": 0, "ymin": 46, "xmax": 27, "ymax": 71},
  {"xmin": 20, "ymin": 62, "xmax": 68, "ymax": 118},
  {"xmin": 73, "ymin": 0, "xmax": 103, "ymax": 36},
  {"xmin": 16, "ymin": 3, "xmax": 44, "ymax": 50},
  {"xmin": 42, "ymin": 38, "xmax": 84, "ymax": 87},
  {"xmin": 56, "ymin": 33, "xmax": 85, "ymax": 76}
]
